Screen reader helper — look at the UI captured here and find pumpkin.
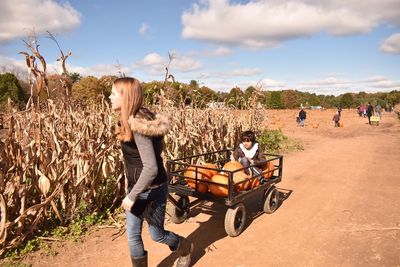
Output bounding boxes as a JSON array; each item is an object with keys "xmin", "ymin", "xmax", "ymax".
[
  {"xmin": 184, "ymin": 166, "xmax": 211, "ymax": 193},
  {"xmin": 199, "ymin": 163, "xmax": 218, "ymax": 178},
  {"xmin": 209, "ymin": 173, "xmax": 229, "ymax": 197},
  {"xmin": 209, "ymin": 171, "xmax": 251, "ymax": 196},
  {"xmin": 250, "ymin": 177, "xmax": 260, "ymax": 188},
  {"xmin": 233, "ymin": 171, "xmax": 251, "ymax": 191},
  {"xmin": 262, "ymin": 161, "xmax": 275, "ymax": 179},
  {"xmin": 222, "ymin": 161, "xmax": 244, "ymax": 172}
]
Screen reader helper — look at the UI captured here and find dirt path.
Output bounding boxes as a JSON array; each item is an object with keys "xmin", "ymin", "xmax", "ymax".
[{"xmin": 14, "ymin": 110, "xmax": 400, "ymax": 266}]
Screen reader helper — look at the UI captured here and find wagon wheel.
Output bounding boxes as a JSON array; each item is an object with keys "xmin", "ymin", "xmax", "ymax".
[
  {"xmin": 263, "ymin": 186, "xmax": 279, "ymax": 214},
  {"xmin": 168, "ymin": 194, "xmax": 190, "ymax": 224},
  {"xmin": 224, "ymin": 203, "xmax": 246, "ymax": 237},
  {"xmin": 0, "ymin": 194, "xmax": 6, "ymax": 242}
]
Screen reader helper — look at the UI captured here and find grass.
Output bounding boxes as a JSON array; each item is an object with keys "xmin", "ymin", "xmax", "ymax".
[{"xmin": 258, "ymin": 128, "xmax": 303, "ymax": 154}]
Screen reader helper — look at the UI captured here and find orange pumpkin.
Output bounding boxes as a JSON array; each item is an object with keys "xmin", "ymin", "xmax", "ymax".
[
  {"xmin": 233, "ymin": 171, "xmax": 251, "ymax": 191},
  {"xmin": 250, "ymin": 177, "xmax": 260, "ymax": 188},
  {"xmin": 262, "ymin": 161, "xmax": 275, "ymax": 179},
  {"xmin": 223, "ymin": 161, "xmax": 244, "ymax": 172},
  {"xmin": 209, "ymin": 173, "xmax": 229, "ymax": 197},
  {"xmin": 184, "ymin": 166, "xmax": 211, "ymax": 193},
  {"xmin": 222, "ymin": 161, "xmax": 251, "ymax": 191},
  {"xmin": 198, "ymin": 163, "xmax": 218, "ymax": 178}
]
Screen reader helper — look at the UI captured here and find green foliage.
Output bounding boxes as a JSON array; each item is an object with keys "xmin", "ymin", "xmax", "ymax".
[
  {"xmin": 267, "ymin": 91, "xmax": 284, "ymax": 109},
  {"xmin": 308, "ymin": 93, "xmax": 321, "ymax": 106},
  {"xmin": 189, "ymin": 80, "xmax": 198, "ymax": 88},
  {"xmin": 68, "ymin": 72, "xmax": 82, "ymax": 84},
  {"xmin": 226, "ymin": 87, "xmax": 246, "ymax": 109},
  {"xmin": 258, "ymin": 129, "xmax": 303, "ymax": 153},
  {"xmin": 72, "ymin": 76, "xmax": 101, "ymax": 100},
  {"xmin": 4, "ymin": 73, "xmax": 400, "ymax": 110},
  {"xmin": 340, "ymin": 93, "xmax": 354, "ymax": 108},
  {"xmin": 0, "ymin": 73, "xmax": 26, "ymax": 110},
  {"xmin": 5, "ymin": 239, "xmax": 41, "ymax": 260},
  {"xmin": 3, "ymin": 200, "xmax": 112, "ymax": 261}
]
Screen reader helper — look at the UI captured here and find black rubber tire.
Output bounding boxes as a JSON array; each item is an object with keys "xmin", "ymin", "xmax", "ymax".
[
  {"xmin": 169, "ymin": 194, "xmax": 189, "ymax": 224},
  {"xmin": 224, "ymin": 203, "xmax": 246, "ymax": 237},
  {"xmin": 263, "ymin": 186, "xmax": 279, "ymax": 214}
]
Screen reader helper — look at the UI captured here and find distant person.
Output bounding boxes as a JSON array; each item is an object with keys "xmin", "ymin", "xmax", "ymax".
[
  {"xmin": 232, "ymin": 130, "xmax": 267, "ymax": 183},
  {"xmin": 356, "ymin": 106, "xmax": 362, "ymax": 117},
  {"xmin": 110, "ymin": 77, "xmax": 193, "ymax": 267},
  {"xmin": 375, "ymin": 104, "xmax": 382, "ymax": 118},
  {"xmin": 337, "ymin": 107, "xmax": 342, "ymax": 117},
  {"xmin": 366, "ymin": 102, "xmax": 374, "ymax": 125},
  {"xmin": 362, "ymin": 105, "xmax": 367, "ymax": 117},
  {"xmin": 332, "ymin": 112, "xmax": 340, "ymax": 127},
  {"xmin": 298, "ymin": 108, "xmax": 307, "ymax": 127}
]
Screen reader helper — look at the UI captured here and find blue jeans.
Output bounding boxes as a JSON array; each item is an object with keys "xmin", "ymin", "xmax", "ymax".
[{"xmin": 125, "ymin": 183, "xmax": 181, "ymax": 258}]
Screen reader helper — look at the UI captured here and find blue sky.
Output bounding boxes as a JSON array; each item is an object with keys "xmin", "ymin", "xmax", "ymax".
[{"xmin": 0, "ymin": 0, "xmax": 399, "ymax": 95}]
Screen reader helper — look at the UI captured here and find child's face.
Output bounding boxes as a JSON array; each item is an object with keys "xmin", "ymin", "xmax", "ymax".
[{"xmin": 242, "ymin": 139, "xmax": 253, "ymax": 149}]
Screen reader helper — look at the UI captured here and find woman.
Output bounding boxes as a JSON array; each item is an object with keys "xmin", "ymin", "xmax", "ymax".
[{"xmin": 110, "ymin": 77, "xmax": 193, "ymax": 267}]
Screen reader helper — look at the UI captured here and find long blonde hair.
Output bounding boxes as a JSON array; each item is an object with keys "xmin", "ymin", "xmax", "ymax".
[{"xmin": 113, "ymin": 77, "xmax": 144, "ymax": 142}]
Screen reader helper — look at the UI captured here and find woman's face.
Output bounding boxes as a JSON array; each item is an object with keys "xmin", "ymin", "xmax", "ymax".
[{"xmin": 110, "ymin": 85, "xmax": 122, "ymax": 110}]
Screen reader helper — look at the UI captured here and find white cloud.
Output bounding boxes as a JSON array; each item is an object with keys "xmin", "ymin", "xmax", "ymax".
[
  {"xmin": 203, "ymin": 79, "xmax": 234, "ymax": 92},
  {"xmin": 380, "ymin": 33, "xmax": 400, "ymax": 54},
  {"xmin": 0, "ymin": 0, "xmax": 81, "ymax": 42},
  {"xmin": 187, "ymin": 46, "xmax": 232, "ymax": 58},
  {"xmin": 299, "ymin": 77, "xmax": 353, "ymax": 88},
  {"xmin": 139, "ymin": 23, "xmax": 149, "ymax": 35},
  {"xmin": 260, "ymin": 78, "xmax": 287, "ymax": 88},
  {"xmin": 231, "ymin": 68, "xmax": 262, "ymax": 77},
  {"xmin": 182, "ymin": 0, "xmax": 400, "ymax": 49},
  {"xmin": 66, "ymin": 63, "xmax": 130, "ymax": 77},
  {"xmin": 210, "ymin": 46, "xmax": 232, "ymax": 56},
  {"xmin": 0, "ymin": 55, "xmax": 129, "ymax": 78},
  {"xmin": 295, "ymin": 75, "xmax": 400, "ymax": 95},
  {"xmin": 134, "ymin": 52, "xmax": 202, "ymax": 75},
  {"xmin": 171, "ymin": 54, "xmax": 202, "ymax": 71},
  {"xmin": 0, "ymin": 55, "xmax": 30, "ymax": 79},
  {"xmin": 360, "ymin": 75, "xmax": 400, "ymax": 88}
]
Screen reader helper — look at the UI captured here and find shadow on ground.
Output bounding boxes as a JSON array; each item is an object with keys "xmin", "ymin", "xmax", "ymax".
[{"xmin": 159, "ymin": 187, "xmax": 292, "ymax": 266}]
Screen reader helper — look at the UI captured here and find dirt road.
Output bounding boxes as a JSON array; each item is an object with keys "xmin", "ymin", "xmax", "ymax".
[{"xmin": 18, "ymin": 110, "xmax": 400, "ymax": 266}]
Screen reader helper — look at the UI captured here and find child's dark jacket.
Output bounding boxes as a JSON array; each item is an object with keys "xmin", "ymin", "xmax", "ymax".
[{"xmin": 232, "ymin": 143, "xmax": 267, "ymax": 167}]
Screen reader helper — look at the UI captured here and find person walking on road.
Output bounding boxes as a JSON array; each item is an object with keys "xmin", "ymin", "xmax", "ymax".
[
  {"xmin": 298, "ymin": 108, "xmax": 307, "ymax": 127},
  {"xmin": 366, "ymin": 102, "xmax": 374, "ymax": 125},
  {"xmin": 110, "ymin": 77, "xmax": 193, "ymax": 267}
]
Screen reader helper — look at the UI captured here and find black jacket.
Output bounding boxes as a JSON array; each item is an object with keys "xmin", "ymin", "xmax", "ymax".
[
  {"xmin": 122, "ymin": 108, "xmax": 170, "ymax": 198},
  {"xmin": 299, "ymin": 110, "xmax": 307, "ymax": 120}
]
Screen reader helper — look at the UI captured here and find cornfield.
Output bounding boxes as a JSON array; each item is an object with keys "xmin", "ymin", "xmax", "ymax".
[{"xmin": 0, "ymin": 97, "xmax": 264, "ymax": 255}]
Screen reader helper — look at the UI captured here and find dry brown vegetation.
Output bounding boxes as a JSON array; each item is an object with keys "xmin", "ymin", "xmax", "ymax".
[{"xmin": 0, "ymin": 94, "xmax": 268, "ymax": 256}]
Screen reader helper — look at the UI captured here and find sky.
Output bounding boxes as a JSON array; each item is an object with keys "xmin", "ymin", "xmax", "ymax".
[{"xmin": 0, "ymin": 0, "xmax": 399, "ymax": 95}]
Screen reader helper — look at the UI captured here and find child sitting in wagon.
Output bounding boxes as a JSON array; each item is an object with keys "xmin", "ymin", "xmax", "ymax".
[{"xmin": 232, "ymin": 130, "xmax": 267, "ymax": 183}]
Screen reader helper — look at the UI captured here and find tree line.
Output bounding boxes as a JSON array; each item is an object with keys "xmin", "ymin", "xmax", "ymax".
[{"xmin": 1, "ymin": 72, "xmax": 399, "ymax": 111}]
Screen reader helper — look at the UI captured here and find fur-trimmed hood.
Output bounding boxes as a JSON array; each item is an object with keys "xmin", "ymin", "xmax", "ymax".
[{"xmin": 128, "ymin": 113, "xmax": 170, "ymax": 137}]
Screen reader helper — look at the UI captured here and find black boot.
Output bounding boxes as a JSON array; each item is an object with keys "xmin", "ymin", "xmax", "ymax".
[
  {"xmin": 131, "ymin": 251, "xmax": 148, "ymax": 267},
  {"xmin": 175, "ymin": 237, "xmax": 194, "ymax": 267}
]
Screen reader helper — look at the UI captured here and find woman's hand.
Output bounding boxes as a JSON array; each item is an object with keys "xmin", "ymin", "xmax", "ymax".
[{"xmin": 122, "ymin": 196, "xmax": 134, "ymax": 211}]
